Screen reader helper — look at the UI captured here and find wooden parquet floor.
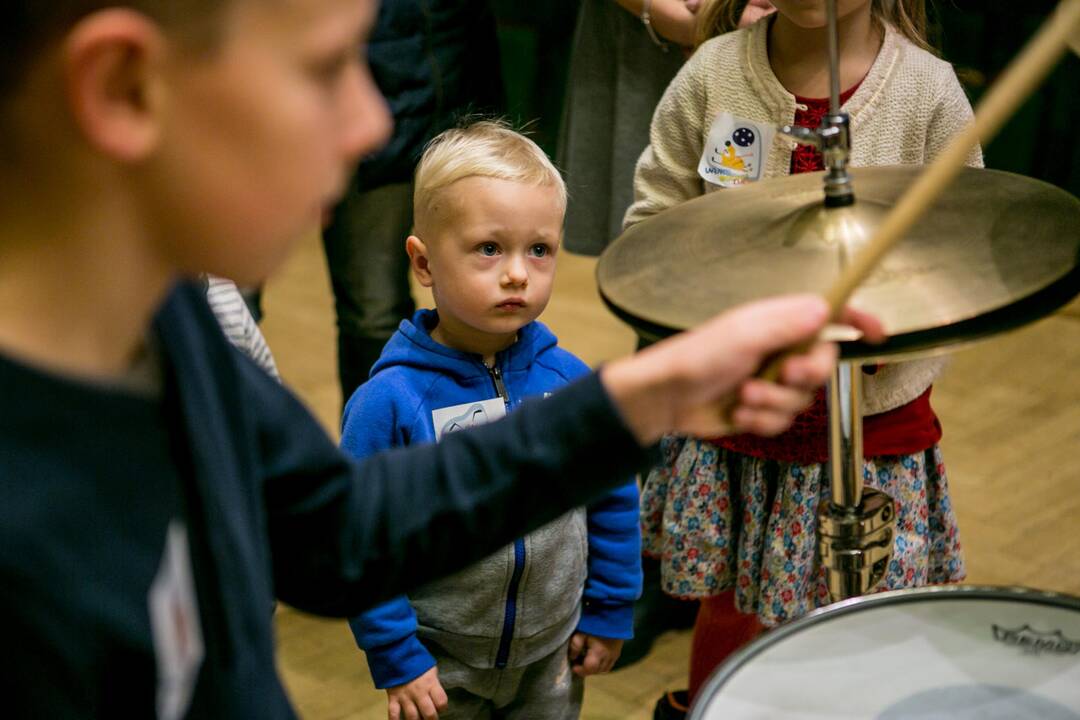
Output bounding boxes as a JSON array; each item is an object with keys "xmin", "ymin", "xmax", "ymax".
[{"xmin": 261, "ymin": 231, "xmax": 1080, "ymax": 719}]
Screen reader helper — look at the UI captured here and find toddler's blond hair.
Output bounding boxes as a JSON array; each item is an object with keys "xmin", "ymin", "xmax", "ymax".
[{"xmin": 413, "ymin": 120, "xmax": 566, "ymax": 229}]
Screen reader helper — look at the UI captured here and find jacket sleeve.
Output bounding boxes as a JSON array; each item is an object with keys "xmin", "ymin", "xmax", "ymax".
[
  {"xmin": 348, "ymin": 598, "xmax": 435, "ymax": 689},
  {"xmin": 623, "ymin": 46, "xmax": 711, "ymax": 229},
  {"xmin": 577, "ymin": 480, "xmax": 642, "ymax": 640},
  {"xmin": 256, "ymin": 369, "xmax": 653, "ymax": 618},
  {"xmin": 340, "ymin": 381, "xmax": 436, "ymax": 688}
]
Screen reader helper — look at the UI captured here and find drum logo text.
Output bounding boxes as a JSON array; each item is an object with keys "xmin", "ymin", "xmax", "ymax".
[{"xmin": 992, "ymin": 624, "xmax": 1080, "ymax": 656}]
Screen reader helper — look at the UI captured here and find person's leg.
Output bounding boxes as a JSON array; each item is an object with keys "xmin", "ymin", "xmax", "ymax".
[
  {"xmin": 612, "ymin": 554, "xmax": 698, "ymax": 669},
  {"xmin": 496, "ymin": 642, "xmax": 583, "ymax": 720},
  {"xmin": 687, "ymin": 591, "xmax": 765, "ymax": 702},
  {"xmin": 321, "ymin": 181, "xmax": 416, "ymax": 404},
  {"xmin": 651, "ymin": 592, "xmax": 765, "ymax": 719}
]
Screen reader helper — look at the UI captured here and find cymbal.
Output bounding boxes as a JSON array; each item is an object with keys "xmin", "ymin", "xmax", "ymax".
[{"xmin": 597, "ymin": 166, "xmax": 1080, "ymax": 359}]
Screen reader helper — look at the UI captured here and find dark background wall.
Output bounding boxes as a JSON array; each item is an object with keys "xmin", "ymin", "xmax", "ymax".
[{"xmin": 935, "ymin": 1, "xmax": 1080, "ymax": 196}]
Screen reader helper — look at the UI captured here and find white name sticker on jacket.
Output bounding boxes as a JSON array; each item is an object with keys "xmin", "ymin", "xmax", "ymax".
[
  {"xmin": 432, "ymin": 398, "xmax": 507, "ymax": 442},
  {"xmin": 698, "ymin": 113, "xmax": 774, "ymax": 188},
  {"xmin": 148, "ymin": 521, "xmax": 204, "ymax": 720}
]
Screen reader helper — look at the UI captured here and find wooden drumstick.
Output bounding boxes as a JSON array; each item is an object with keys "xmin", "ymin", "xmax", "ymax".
[{"xmin": 759, "ymin": 0, "xmax": 1080, "ymax": 384}]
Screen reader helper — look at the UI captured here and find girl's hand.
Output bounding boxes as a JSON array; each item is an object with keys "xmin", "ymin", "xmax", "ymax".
[
  {"xmin": 616, "ymin": 0, "xmax": 697, "ymax": 47},
  {"xmin": 386, "ymin": 667, "xmax": 448, "ymax": 720},
  {"xmin": 738, "ymin": 0, "xmax": 776, "ymax": 28},
  {"xmin": 568, "ymin": 632, "xmax": 624, "ymax": 676}
]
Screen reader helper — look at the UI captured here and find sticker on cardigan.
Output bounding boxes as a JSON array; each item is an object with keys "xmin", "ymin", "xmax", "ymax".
[
  {"xmin": 148, "ymin": 521, "xmax": 204, "ymax": 720},
  {"xmin": 432, "ymin": 398, "xmax": 507, "ymax": 441},
  {"xmin": 699, "ymin": 113, "xmax": 774, "ymax": 187}
]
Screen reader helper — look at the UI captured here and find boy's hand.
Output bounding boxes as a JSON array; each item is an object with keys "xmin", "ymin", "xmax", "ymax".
[
  {"xmin": 568, "ymin": 632, "xmax": 624, "ymax": 677},
  {"xmin": 386, "ymin": 666, "xmax": 448, "ymax": 720},
  {"xmin": 601, "ymin": 295, "xmax": 885, "ymax": 445}
]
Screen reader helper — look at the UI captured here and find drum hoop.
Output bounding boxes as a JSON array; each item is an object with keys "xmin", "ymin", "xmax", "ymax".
[{"xmin": 688, "ymin": 585, "xmax": 1080, "ymax": 720}]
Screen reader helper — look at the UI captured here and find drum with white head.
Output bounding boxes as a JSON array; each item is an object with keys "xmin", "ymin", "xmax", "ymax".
[{"xmin": 691, "ymin": 586, "xmax": 1080, "ymax": 719}]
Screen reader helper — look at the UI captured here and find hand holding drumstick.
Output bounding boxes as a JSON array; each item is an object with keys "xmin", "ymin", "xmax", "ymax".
[{"xmin": 602, "ymin": 295, "xmax": 885, "ymax": 444}]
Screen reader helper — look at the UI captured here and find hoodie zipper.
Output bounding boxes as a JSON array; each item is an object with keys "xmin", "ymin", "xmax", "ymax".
[
  {"xmin": 487, "ymin": 361, "xmax": 522, "ymax": 668},
  {"xmin": 488, "ymin": 364, "xmax": 509, "ymax": 409}
]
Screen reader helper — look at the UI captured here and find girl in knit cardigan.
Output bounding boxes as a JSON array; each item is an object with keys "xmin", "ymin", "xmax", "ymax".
[{"xmin": 625, "ymin": 0, "xmax": 981, "ymax": 708}]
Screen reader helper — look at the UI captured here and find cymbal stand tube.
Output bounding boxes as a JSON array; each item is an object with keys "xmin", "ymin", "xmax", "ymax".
[
  {"xmin": 819, "ymin": 362, "xmax": 896, "ymax": 601},
  {"xmin": 822, "ymin": 0, "xmax": 853, "ymax": 206},
  {"xmin": 827, "ymin": 362, "xmax": 862, "ymax": 508},
  {"xmin": 827, "ymin": 0, "xmax": 841, "ymax": 115}
]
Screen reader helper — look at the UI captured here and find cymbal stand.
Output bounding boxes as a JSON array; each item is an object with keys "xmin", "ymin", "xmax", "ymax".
[
  {"xmin": 778, "ymin": 0, "xmax": 897, "ymax": 600},
  {"xmin": 820, "ymin": 363, "xmax": 894, "ymax": 600}
]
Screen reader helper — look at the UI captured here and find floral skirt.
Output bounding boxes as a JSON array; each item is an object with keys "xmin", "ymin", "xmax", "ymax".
[{"xmin": 640, "ymin": 438, "xmax": 965, "ymax": 627}]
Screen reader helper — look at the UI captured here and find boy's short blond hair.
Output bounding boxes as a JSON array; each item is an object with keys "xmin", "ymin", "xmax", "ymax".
[{"xmin": 413, "ymin": 120, "xmax": 566, "ymax": 227}]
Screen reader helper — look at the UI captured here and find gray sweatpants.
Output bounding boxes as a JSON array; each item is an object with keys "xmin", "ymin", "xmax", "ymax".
[{"xmin": 433, "ymin": 640, "xmax": 583, "ymax": 720}]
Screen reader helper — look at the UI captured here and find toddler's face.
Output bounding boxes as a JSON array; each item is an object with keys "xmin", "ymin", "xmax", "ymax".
[
  {"xmin": 147, "ymin": 0, "xmax": 391, "ymax": 285},
  {"xmin": 419, "ymin": 177, "xmax": 563, "ymax": 352}
]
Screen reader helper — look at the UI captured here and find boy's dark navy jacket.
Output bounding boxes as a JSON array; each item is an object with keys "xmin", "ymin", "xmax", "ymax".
[
  {"xmin": 342, "ymin": 310, "xmax": 641, "ymax": 688},
  {"xmin": 0, "ymin": 283, "xmax": 650, "ymax": 718}
]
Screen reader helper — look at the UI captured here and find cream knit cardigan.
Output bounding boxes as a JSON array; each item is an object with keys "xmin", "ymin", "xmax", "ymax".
[{"xmin": 625, "ymin": 19, "xmax": 983, "ymax": 416}]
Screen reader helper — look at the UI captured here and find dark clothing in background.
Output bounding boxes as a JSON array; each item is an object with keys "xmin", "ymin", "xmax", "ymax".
[
  {"xmin": 324, "ymin": 0, "xmax": 507, "ymax": 403},
  {"xmin": 353, "ymin": 0, "xmax": 505, "ymax": 192},
  {"xmin": 557, "ymin": 0, "xmax": 684, "ymax": 256}
]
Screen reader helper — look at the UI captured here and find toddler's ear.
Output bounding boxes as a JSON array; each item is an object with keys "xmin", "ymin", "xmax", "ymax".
[
  {"xmin": 64, "ymin": 9, "xmax": 167, "ymax": 161},
  {"xmin": 406, "ymin": 235, "xmax": 434, "ymax": 287}
]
